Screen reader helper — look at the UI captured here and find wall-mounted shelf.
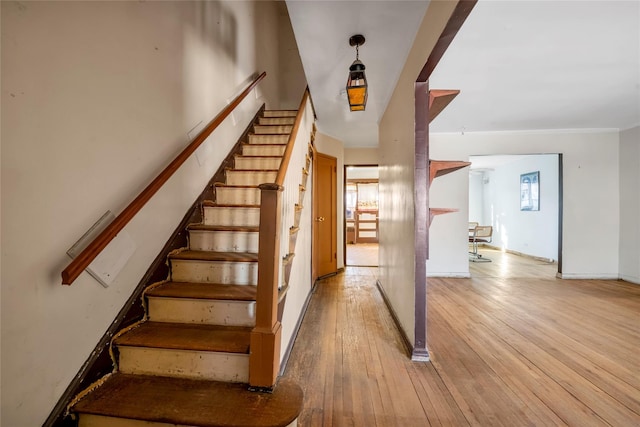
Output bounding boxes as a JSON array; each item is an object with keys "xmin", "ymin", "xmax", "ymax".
[
  {"xmin": 429, "ymin": 160, "xmax": 471, "ymax": 185},
  {"xmin": 429, "ymin": 90, "xmax": 460, "ymax": 123}
]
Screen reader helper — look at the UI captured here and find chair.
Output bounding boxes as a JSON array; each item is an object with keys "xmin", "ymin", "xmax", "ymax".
[{"xmin": 469, "ymin": 225, "xmax": 492, "ymax": 262}]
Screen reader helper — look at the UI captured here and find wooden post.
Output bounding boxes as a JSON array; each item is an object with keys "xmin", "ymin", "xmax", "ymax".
[{"xmin": 250, "ymin": 183, "xmax": 284, "ymax": 389}]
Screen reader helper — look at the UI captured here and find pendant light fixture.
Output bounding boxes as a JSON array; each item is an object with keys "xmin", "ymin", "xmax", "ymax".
[{"xmin": 346, "ymin": 34, "xmax": 367, "ymax": 112}]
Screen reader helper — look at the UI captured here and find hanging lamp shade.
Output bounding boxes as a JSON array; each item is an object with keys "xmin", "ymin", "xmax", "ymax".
[{"xmin": 346, "ymin": 35, "xmax": 367, "ymax": 111}]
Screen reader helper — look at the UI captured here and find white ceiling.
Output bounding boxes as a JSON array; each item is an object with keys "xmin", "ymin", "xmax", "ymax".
[{"xmin": 286, "ymin": 1, "xmax": 640, "ymax": 147}]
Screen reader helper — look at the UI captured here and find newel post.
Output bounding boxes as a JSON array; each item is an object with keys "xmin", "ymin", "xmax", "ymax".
[{"xmin": 250, "ymin": 183, "xmax": 284, "ymax": 389}]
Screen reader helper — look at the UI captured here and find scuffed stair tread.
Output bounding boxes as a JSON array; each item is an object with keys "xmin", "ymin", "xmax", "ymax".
[
  {"xmin": 202, "ymin": 201, "xmax": 260, "ymax": 208},
  {"xmin": 187, "ymin": 224, "xmax": 260, "ymax": 233},
  {"xmin": 229, "ymin": 168, "xmax": 280, "ymax": 172},
  {"xmin": 170, "ymin": 250, "xmax": 258, "ymax": 262},
  {"xmin": 73, "ymin": 373, "xmax": 303, "ymax": 427},
  {"xmin": 147, "ymin": 282, "xmax": 257, "ymax": 301},
  {"xmin": 115, "ymin": 322, "xmax": 251, "ymax": 353}
]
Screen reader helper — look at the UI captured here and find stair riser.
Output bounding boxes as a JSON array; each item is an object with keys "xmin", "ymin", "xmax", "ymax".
[
  {"xmin": 147, "ymin": 298, "xmax": 256, "ymax": 327},
  {"xmin": 203, "ymin": 207, "xmax": 260, "ymax": 227},
  {"xmin": 170, "ymin": 260, "xmax": 258, "ymax": 285},
  {"xmin": 258, "ymin": 117, "xmax": 296, "ymax": 125},
  {"xmin": 189, "ymin": 230, "xmax": 259, "ymax": 253},
  {"xmin": 79, "ymin": 414, "xmax": 299, "ymax": 427},
  {"xmin": 248, "ymin": 134, "xmax": 289, "ymax": 145},
  {"xmin": 118, "ymin": 347, "xmax": 249, "ymax": 382},
  {"xmin": 234, "ymin": 157, "xmax": 282, "ymax": 170},
  {"xmin": 216, "ymin": 187, "xmax": 261, "ymax": 205},
  {"xmin": 226, "ymin": 170, "xmax": 278, "ymax": 186},
  {"xmin": 79, "ymin": 414, "xmax": 170, "ymax": 427},
  {"xmin": 263, "ymin": 110, "xmax": 297, "ymax": 118},
  {"xmin": 253, "ymin": 125, "xmax": 292, "ymax": 134},
  {"xmin": 242, "ymin": 144, "xmax": 286, "ymax": 156}
]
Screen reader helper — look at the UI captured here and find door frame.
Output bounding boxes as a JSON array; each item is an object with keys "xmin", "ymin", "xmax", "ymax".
[
  {"xmin": 312, "ymin": 152, "xmax": 338, "ymax": 281},
  {"xmin": 343, "ymin": 164, "xmax": 379, "ymax": 267}
]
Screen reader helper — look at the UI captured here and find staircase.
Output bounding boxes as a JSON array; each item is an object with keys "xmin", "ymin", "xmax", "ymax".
[{"xmin": 70, "ymin": 110, "xmax": 306, "ymax": 427}]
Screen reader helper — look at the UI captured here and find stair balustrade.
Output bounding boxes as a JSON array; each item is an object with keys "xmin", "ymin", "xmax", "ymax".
[{"xmin": 251, "ymin": 89, "xmax": 314, "ymax": 388}]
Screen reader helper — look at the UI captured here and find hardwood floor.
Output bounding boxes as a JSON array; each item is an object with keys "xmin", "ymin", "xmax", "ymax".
[
  {"xmin": 346, "ymin": 243, "xmax": 379, "ymax": 266},
  {"xmin": 283, "ymin": 251, "xmax": 640, "ymax": 426}
]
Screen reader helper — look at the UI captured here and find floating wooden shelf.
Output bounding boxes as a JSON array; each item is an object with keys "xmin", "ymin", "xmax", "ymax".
[
  {"xmin": 429, "ymin": 208, "xmax": 459, "ymax": 226},
  {"xmin": 429, "ymin": 89, "xmax": 460, "ymax": 123},
  {"xmin": 429, "ymin": 160, "xmax": 471, "ymax": 185}
]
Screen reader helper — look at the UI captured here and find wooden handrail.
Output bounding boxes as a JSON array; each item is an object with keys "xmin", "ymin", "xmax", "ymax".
[
  {"xmin": 61, "ymin": 72, "xmax": 267, "ymax": 285},
  {"xmin": 275, "ymin": 89, "xmax": 310, "ymax": 185}
]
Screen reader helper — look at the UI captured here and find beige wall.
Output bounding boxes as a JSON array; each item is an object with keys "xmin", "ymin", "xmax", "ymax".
[
  {"xmin": 344, "ymin": 147, "xmax": 379, "ymax": 165},
  {"xmin": 378, "ymin": 0, "xmax": 458, "ymax": 348},
  {"xmin": 0, "ymin": 1, "xmax": 305, "ymax": 425}
]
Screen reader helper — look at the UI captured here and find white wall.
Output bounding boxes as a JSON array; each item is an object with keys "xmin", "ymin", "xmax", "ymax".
[
  {"xmin": 379, "ymin": 1, "xmax": 457, "ymax": 347},
  {"xmin": 473, "ymin": 155, "xmax": 559, "ymax": 261},
  {"xmin": 430, "ymin": 130, "xmax": 620, "ymax": 279},
  {"xmin": 0, "ymin": 1, "xmax": 305, "ymax": 425},
  {"xmin": 315, "ymin": 132, "xmax": 345, "ymax": 270},
  {"xmin": 619, "ymin": 126, "xmax": 640, "ymax": 284},
  {"xmin": 468, "ymin": 173, "xmax": 484, "ymax": 223}
]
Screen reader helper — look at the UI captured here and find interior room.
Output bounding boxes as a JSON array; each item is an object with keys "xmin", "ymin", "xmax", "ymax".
[
  {"xmin": 345, "ymin": 165, "xmax": 379, "ymax": 266},
  {"xmin": 467, "ymin": 154, "xmax": 560, "ymax": 275}
]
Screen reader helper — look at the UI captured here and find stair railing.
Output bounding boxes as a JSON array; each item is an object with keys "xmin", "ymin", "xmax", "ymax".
[
  {"xmin": 250, "ymin": 89, "xmax": 314, "ymax": 389},
  {"xmin": 61, "ymin": 72, "xmax": 267, "ymax": 286}
]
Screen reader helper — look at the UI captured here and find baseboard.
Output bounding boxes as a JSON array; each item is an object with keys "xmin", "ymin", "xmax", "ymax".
[
  {"xmin": 279, "ymin": 279, "xmax": 317, "ymax": 377},
  {"xmin": 619, "ymin": 274, "xmax": 640, "ymax": 285},
  {"xmin": 484, "ymin": 244, "xmax": 556, "ymax": 264},
  {"xmin": 44, "ymin": 105, "xmax": 265, "ymax": 427},
  {"xmin": 427, "ymin": 272, "xmax": 471, "ymax": 278},
  {"xmin": 375, "ymin": 279, "xmax": 413, "ymax": 358},
  {"xmin": 556, "ymin": 272, "xmax": 620, "ymax": 280}
]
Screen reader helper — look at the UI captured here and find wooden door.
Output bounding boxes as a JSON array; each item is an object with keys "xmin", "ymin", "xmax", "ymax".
[{"xmin": 313, "ymin": 153, "xmax": 337, "ymax": 279}]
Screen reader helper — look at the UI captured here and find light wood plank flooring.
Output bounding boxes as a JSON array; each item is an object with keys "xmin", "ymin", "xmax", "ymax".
[
  {"xmin": 283, "ymin": 251, "xmax": 640, "ymax": 426},
  {"xmin": 346, "ymin": 243, "xmax": 379, "ymax": 267}
]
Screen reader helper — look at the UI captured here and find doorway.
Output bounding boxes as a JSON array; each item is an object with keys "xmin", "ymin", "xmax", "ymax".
[
  {"xmin": 313, "ymin": 153, "xmax": 338, "ymax": 279},
  {"xmin": 468, "ymin": 154, "xmax": 562, "ymax": 277},
  {"xmin": 345, "ymin": 165, "xmax": 379, "ymax": 266}
]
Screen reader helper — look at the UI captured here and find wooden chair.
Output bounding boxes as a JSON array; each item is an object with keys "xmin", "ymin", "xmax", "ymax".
[{"xmin": 469, "ymin": 225, "xmax": 492, "ymax": 262}]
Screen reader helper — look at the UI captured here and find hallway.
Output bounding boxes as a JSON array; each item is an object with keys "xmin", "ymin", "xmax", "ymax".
[{"xmin": 283, "ymin": 253, "xmax": 640, "ymax": 426}]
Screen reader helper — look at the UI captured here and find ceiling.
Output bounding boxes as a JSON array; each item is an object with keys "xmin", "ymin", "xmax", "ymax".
[{"xmin": 286, "ymin": 1, "xmax": 640, "ymax": 147}]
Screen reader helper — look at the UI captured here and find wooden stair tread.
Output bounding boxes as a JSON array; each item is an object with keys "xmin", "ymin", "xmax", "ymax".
[
  {"xmin": 187, "ymin": 224, "xmax": 260, "ymax": 233},
  {"xmin": 170, "ymin": 250, "xmax": 258, "ymax": 262},
  {"xmin": 73, "ymin": 373, "xmax": 303, "ymax": 427},
  {"xmin": 235, "ymin": 155, "xmax": 283, "ymax": 159},
  {"xmin": 202, "ymin": 201, "xmax": 260, "ymax": 208},
  {"xmin": 214, "ymin": 183, "xmax": 260, "ymax": 188},
  {"xmin": 115, "ymin": 322, "xmax": 251, "ymax": 353},
  {"xmin": 146, "ymin": 282, "xmax": 257, "ymax": 301},
  {"xmin": 242, "ymin": 143, "xmax": 287, "ymax": 147},
  {"xmin": 227, "ymin": 168, "xmax": 280, "ymax": 172},
  {"xmin": 430, "ymin": 160, "xmax": 472, "ymax": 183}
]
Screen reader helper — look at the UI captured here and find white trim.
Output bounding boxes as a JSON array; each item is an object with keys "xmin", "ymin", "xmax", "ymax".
[
  {"xmin": 619, "ymin": 274, "xmax": 640, "ymax": 285},
  {"xmin": 431, "ymin": 128, "xmax": 620, "ymax": 137},
  {"xmin": 427, "ymin": 272, "xmax": 471, "ymax": 278},
  {"xmin": 556, "ymin": 272, "xmax": 619, "ymax": 280}
]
